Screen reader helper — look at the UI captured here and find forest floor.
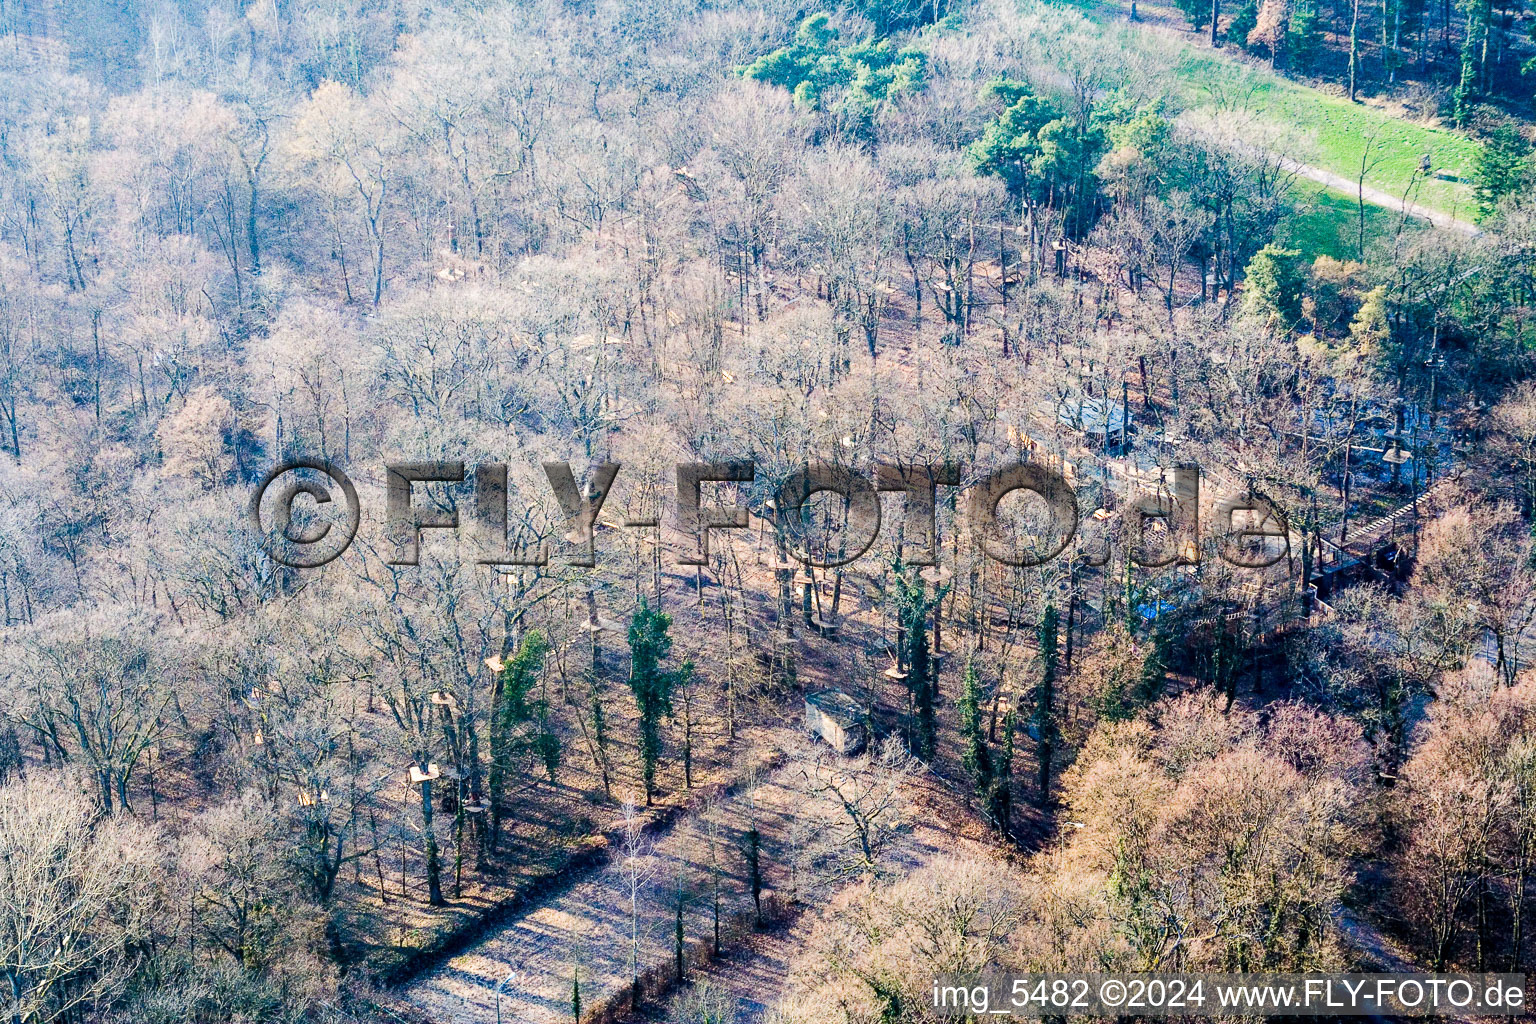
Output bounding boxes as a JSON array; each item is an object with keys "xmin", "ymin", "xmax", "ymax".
[
  {"xmin": 616, "ymin": 912, "xmax": 820, "ymax": 1024},
  {"xmin": 605, "ymin": 771, "xmax": 1007, "ymax": 1024},
  {"xmin": 398, "ymin": 742, "xmax": 803, "ymax": 1024},
  {"xmin": 390, "ymin": 533, "xmax": 1022, "ymax": 1024},
  {"xmin": 396, "ymin": 728, "xmax": 986, "ymax": 1024}
]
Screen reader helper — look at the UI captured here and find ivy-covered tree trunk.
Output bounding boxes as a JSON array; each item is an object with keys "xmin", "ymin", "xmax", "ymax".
[
  {"xmin": 909, "ymin": 623, "xmax": 935, "ymax": 761},
  {"xmin": 744, "ymin": 825, "xmax": 763, "ymax": 924},
  {"xmin": 1034, "ymin": 604, "xmax": 1060, "ymax": 799},
  {"xmin": 488, "ymin": 631, "xmax": 549, "ymax": 854},
  {"xmin": 895, "ymin": 565, "xmax": 945, "ymax": 761},
  {"xmin": 419, "ymin": 769, "xmax": 444, "ymax": 906},
  {"xmin": 627, "ymin": 601, "xmax": 690, "ymax": 806},
  {"xmin": 957, "ymin": 662, "xmax": 994, "ymax": 811},
  {"xmin": 989, "ymin": 711, "xmax": 1016, "ymax": 834}
]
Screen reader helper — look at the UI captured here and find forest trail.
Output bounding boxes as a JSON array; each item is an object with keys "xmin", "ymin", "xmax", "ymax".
[{"xmin": 1336, "ymin": 906, "xmax": 1417, "ymax": 972}]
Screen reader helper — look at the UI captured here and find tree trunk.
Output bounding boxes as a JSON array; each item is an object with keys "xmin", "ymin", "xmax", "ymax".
[
  {"xmin": 421, "ymin": 778, "xmax": 444, "ymax": 905},
  {"xmin": 1349, "ymin": 0, "xmax": 1361, "ymax": 100}
]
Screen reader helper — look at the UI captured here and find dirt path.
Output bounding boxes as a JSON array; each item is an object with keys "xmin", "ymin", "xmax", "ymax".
[
  {"xmin": 1336, "ymin": 906, "xmax": 1417, "ymax": 972},
  {"xmin": 1282, "ymin": 158, "xmax": 1480, "ymax": 236}
]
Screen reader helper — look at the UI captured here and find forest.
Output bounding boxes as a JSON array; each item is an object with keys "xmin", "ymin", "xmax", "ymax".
[{"xmin": 1, "ymin": 0, "xmax": 1536, "ymax": 1021}]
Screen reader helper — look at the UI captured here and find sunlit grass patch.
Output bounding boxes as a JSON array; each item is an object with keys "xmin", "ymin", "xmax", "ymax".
[
  {"xmin": 1173, "ymin": 49, "xmax": 1482, "ymax": 217},
  {"xmin": 1277, "ymin": 178, "xmax": 1428, "ymax": 262}
]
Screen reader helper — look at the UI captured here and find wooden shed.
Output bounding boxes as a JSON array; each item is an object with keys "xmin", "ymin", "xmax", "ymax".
[{"xmin": 804, "ymin": 689, "xmax": 867, "ymax": 755}]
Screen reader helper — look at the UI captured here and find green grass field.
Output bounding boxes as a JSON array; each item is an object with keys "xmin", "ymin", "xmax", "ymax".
[
  {"xmin": 1276, "ymin": 178, "xmax": 1427, "ymax": 260},
  {"xmin": 1172, "ymin": 50, "xmax": 1483, "ymax": 218}
]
